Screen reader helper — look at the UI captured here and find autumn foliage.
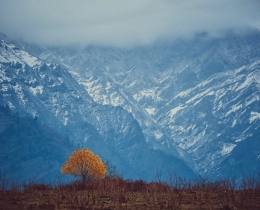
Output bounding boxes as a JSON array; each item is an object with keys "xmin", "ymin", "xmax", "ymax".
[{"xmin": 61, "ymin": 148, "xmax": 106, "ymax": 180}]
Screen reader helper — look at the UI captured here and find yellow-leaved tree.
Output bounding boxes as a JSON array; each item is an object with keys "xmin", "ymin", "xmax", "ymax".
[{"xmin": 61, "ymin": 148, "xmax": 107, "ymax": 181}]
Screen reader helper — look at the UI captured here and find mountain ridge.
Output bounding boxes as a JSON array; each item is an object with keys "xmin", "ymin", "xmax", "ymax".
[
  {"xmin": 0, "ymin": 35, "xmax": 196, "ymax": 181},
  {"xmin": 14, "ymin": 30, "xmax": 260, "ymax": 178}
]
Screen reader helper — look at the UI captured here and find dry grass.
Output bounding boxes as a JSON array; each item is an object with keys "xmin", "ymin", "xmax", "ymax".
[{"xmin": 0, "ymin": 174, "xmax": 260, "ymax": 210}]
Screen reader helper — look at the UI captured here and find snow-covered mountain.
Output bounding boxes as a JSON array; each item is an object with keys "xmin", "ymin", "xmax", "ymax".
[
  {"xmin": 0, "ymin": 33, "xmax": 195, "ymax": 181},
  {"xmin": 15, "ymin": 29, "xmax": 260, "ymax": 178}
]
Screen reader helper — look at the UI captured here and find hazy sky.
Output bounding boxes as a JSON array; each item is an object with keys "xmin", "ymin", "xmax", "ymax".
[{"xmin": 1, "ymin": 0, "xmax": 260, "ymax": 47}]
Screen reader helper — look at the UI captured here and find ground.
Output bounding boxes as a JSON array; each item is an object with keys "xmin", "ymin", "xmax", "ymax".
[{"xmin": 1, "ymin": 185, "xmax": 259, "ymax": 210}]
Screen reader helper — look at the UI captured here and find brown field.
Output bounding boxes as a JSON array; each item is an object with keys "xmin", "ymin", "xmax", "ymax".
[{"xmin": 1, "ymin": 175, "xmax": 260, "ymax": 210}]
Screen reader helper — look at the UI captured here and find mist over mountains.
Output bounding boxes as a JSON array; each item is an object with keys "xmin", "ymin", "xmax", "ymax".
[{"xmin": 0, "ymin": 30, "xmax": 259, "ymax": 181}]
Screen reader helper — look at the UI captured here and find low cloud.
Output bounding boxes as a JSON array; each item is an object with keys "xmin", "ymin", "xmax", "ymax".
[{"xmin": 0, "ymin": 0, "xmax": 260, "ymax": 47}]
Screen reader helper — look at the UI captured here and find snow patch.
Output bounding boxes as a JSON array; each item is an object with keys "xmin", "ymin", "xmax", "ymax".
[
  {"xmin": 106, "ymin": 81, "xmax": 112, "ymax": 89},
  {"xmin": 29, "ymin": 86, "xmax": 43, "ymax": 96},
  {"xmin": 110, "ymin": 94, "xmax": 124, "ymax": 106},
  {"xmin": 186, "ymin": 124, "xmax": 196, "ymax": 131},
  {"xmin": 235, "ymin": 136, "xmax": 247, "ymax": 142},
  {"xmin": 186, "ymin": 89, "xmax": 212, "ymax": 104},
  {"xmin": 0, "ymin": 70, "xmax": 12, "ymax": 82},
  {"xmin": 12, "ymin": 83, "xmax": 22, "ymax": 92},
  {"xmin": 207, "ymin": 91, "xmax": 215, "ymax": 96},
  {"xmin": 175, "ymin": 88, "xmax": 193, "ymax": 98},
  {"xmin": 168, "ymin": 105, "xmax": 186, "ymax": 118},
  {"xmin": 145, "ymin": 107, "xmax": 156, "ymax": 115},
  {"xmin": 12, "ymin": 83, "xmax": 27, "ymax": 105},
  {"xmin": 133, "ymin": 88, "xmax": 161, "ymax": 102},
  {"xmin": 249, "ymin": 111, "xmax": 260, "ymax": 123},
  {"xmin": 236, "ymin": 75, "xmax": 253, "ymax": 91},
  {"xmin": 1, "ymin": 84, "xmax": 10, "ymax": 92},
  {"xmin": 0, "ymin": 55, "xmax": 9, "ymax": 63},
  {"xmin": 6, "ymin": 101, "xmax": 15, "ymax": 109},
  {"xmin": 234, "ymin": 66, "xmax": 246, "ymax": 74},
  {"xmin": 64, "ymin": 117, "xmax": 68, "ymax": 125},
  {"xmin": 127, "ymin": 81, "xmax": 136, "ymax": 88},
  {"xmin": 28, "ymin": 78, "xmax": 37, "ymax": 84},
  {"xmin": 222, "ymin": 143, "xmax": 236, "ymax": 156},
  {"xmin": 153, "ymin": 130, "xmax": 163, "ymax": 139},
  {"xmin": 225, "ymin": 103, "xmax": 242, "ymax": 116},
  {"xmin": 1, "ymin": 40, "xmax": 41, "ymax": 67},
  {"xmin": 19, "ymin": 51, "xmax": 41, "ymax": 67},
  {"xmin": 246, "ymin": 95, "xmax": 260, "ymax": 106},
  {"xmin": 231, "ymin": 119, "xmax": 237, "ymax": 127},
  {"xmin": 199, "ymin": 78, "xmax": 214, "ymax": 87}
]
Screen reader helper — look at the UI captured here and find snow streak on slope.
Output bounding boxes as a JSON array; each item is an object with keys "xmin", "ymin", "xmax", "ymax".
[
  {"xmin": 0, "ymin": 40, "xmax": 41, "ymax": 67},
  {"xmin": 159, "ymin": 62, "xmax": 260, "ymax": 174}
]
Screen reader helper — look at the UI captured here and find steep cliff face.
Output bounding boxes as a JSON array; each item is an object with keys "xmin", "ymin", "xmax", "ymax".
[
  {"xmin": 159, "ymin": 61, "xmax": 260, "ymax": 175},
  {"xmin": 19, "ymin": 30, "xmax": 260, "ymax": 178},
  {"xmin": 0, "ymin": 36, "xmax": 195, "ymax": 181}
]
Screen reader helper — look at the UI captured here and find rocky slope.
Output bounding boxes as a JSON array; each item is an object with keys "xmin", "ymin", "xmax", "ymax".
[
  {"xmin": 18, "ymin": 30, "xmax": 260, "ymax": 178},
  {"xmin": 0, "ymin": 105, "xmax": 74, "ymax": 182},
  {"xmin": 0, "ymin": 34, "xmax": 195, "ymax": 181}
]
